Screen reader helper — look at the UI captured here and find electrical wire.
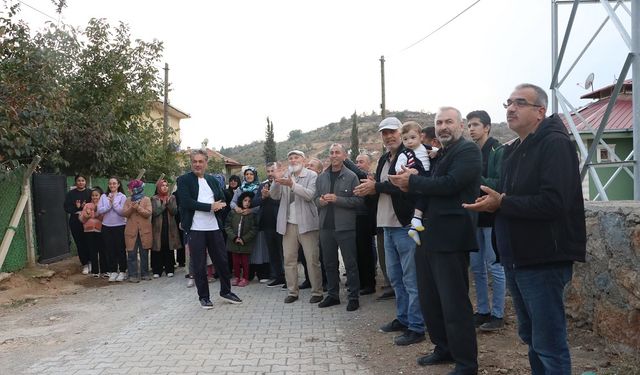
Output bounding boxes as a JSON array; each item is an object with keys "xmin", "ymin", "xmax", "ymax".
[
  {"xmin": 17, "ymin": 0, "xmax": 59, "ymax": 22},
  {"xmin": 399, "ymin": 0, "xmax": 483, "ymax": 53}
]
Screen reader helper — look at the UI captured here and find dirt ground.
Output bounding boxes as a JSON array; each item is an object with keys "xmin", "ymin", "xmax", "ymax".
[{"xmin": 1, "ymin": 258, "xmax": 640, "ymax": 374}]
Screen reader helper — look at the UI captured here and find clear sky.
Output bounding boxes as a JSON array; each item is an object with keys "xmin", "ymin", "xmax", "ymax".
[{"xmin": 13, "ymin": 0, "xmax": 631, "ymax": 150}]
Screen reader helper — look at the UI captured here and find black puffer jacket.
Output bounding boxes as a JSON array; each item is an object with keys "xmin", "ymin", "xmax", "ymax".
[{"xmin": 496, "ymin": 114, "xmax": 586, "ymax": 267}]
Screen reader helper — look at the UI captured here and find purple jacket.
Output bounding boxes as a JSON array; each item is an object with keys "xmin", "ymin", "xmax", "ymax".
[{"xmin": 97, "ymin": 192, "xmax": 127, "ymax": 227}]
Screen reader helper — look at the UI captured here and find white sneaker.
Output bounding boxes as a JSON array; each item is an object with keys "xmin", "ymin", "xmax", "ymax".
[
  {"xmin": 108, "ymin": 272, "xmax": 117, "ymax": 282},
  {"xmin": 116, "ymin": 272, "xmax": 126, "ymax": 282},
  {"xmin": 187, "ymin": 279, "xmax": 194, "ymax": 288},
  {"xmin": 167, "ymin": 273, "xmax": 174, "ymax": 278},
  {"xmin": 259, "ymin": 278, "xmax": 270, "ymax": 283},
  {"xmin": 82, "ymin": 265, "xmax": 90, "ymax": 275},
  {"xmin": 153, "ymin": 274, "xmax": 160, "ymax": 279}
]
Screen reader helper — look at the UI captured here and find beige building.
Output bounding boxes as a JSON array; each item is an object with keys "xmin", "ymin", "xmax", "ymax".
[{"xmin": 149, "ymin": 101, "xmax": 191, "ymax": 147}]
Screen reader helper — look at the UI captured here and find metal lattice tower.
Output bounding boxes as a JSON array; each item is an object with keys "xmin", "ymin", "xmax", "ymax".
[{"xmin": 551, "ymin": 0, "xmax": 638, "ymax": 200}]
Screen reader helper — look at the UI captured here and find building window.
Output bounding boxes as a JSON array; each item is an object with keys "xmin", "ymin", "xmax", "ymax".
[{"xmin": 596, "ymin": 144, "xmax": 615, "ymax": 162}]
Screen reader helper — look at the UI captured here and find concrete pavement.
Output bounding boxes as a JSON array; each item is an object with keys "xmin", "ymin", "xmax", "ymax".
[{"xmin": 15, "ymin": 267, "xmax": 373, "ymax": 375}]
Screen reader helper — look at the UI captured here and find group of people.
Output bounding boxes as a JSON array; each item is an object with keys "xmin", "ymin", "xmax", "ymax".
[
  {"xmin": 65, "ymin": 82, "xmax": 586, "ymax": 375},
  {"xmin": 64, "ymin": 176, "xmax": 183, "ymax": 282}
]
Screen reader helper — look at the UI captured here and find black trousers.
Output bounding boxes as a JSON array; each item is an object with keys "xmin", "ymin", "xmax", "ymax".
[
  {"xmin": 415, "ymin": 245, "xmax": 478, "ymax": 373},
  {"xmin": 102, "ymin": 225, "xmax": 127, "ymax": 272},
  {"xmin": 187, "ymin": 230, "xmax": 231, "ymax": 300},
  {"xmin": 320, "ymin": 229, "xmax": 360, "ymax": 301},
  {"xmin": 70, "ymin": 218, "xmax": 89, "ymax": 265},
  {"xmin": 85, "ymin": 232, "xmax": 104, "ymax": 274},
  {"xmin": 355, "ymin": 215, "xmax": 376, "ymax": 290},
  {"xmin": 299, "ymin": 244, "xmax": 327, "ymax": 286},
  {"xmin": 151, "ymin": 247, "xmax": 175, "ymax": 275},
  {"xmin": 264, "ymin": 229, "xmax": 284, "ymax": 281}
]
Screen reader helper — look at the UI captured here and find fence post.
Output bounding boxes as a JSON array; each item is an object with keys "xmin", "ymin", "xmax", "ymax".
[
  {"xmin": 0, "ymin": 156, "xmax": 41, "ymax": 270},
  {"xmin": 23, "ymin": 176, "xmax": 36, "ymax": 265}
]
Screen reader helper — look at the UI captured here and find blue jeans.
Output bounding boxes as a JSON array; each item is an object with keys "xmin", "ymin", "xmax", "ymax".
[
  {"xmin": 383, "ymin": 227, "xmax": 424, "ymax": 333},
  {"xmin": 470, "ymin": 227, "xmax": 505, "ymax": 318},
  {"xmin": 127, "ymin": 234, "xmax": 149, "ymax": 279},
  {"xmin": 505, "ymin": 263, "xmax": 573, "ymax": 375}
]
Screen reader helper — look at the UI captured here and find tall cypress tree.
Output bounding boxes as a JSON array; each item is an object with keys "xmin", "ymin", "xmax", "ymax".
[
  {"xmin": 350, "ymin": 111, "xmax": 359, "ymax": 161},
  {"xmin": 263, "ymin": 116, "xmax": 277, "ymax": 164}
]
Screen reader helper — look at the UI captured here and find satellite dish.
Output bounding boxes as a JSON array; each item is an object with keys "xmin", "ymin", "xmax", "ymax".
[{"xmin": 585, "ymin": 73, "xmax": 595, "ymax": 91}]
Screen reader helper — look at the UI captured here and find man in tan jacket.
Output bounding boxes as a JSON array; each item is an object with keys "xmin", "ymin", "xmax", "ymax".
[{"xmin": 270, "ymin": 150, "xmax": 323, "ymax": 304}]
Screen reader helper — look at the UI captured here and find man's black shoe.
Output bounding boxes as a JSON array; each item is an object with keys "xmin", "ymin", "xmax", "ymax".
[
  {"xmin": 394, "ymin": 330, "xmax": 425, "ymax": 346},
  {"xmin": 299, "ymin": 280, "xmax": 311, "ymax": 289},
  {"xmin": 346, "ymin": 300, "xmax": 359, "ymax": 311},
  {"xmin": 318, "ymin": 296, "xmax": 340, "ymax": 308},
  {"xmin": 417, "ymin": 351, "xmax": 454, "ymax": 366},
  {"xmin": 284, "ymin": 295, "xmax": 298, "ymax": 303},
  {"xmin": 220, "ymin": 292, "xmax": 242, "ymax": 304},
  {"xmin": 379, "ymin": 318, "xmax": 407, "ymax": 333},
  {"xmin": 199, "ymin": 298, "xmax": 213, "ymax": 309},
  {"xmin": 309, "ymin": 295, "xmax": 323, "ymax": 304},
  {"xmin": 360, "ymin": 287, "xmax": 375, "ymax": 296},
  {"xmin": 267, "ymin": 279, "xmax": 285, "ymax": 288},
  {"xmin": 479, "ymin": 316, "xmax": 504, "ymax": 332},
  {"xmin": 376, "ymin": 289, "xmax": 395, "ymax": 301},
  {"xmin": 446, "ymin": 369, "xmax": 477, "ymax": 375},
  {"xmin": 281, "ymin": 283, "xmax": 288, "ymax": 290},
  {"xmin": 473, "ymin": 312, "xmax": 491, "ymax": 328}
]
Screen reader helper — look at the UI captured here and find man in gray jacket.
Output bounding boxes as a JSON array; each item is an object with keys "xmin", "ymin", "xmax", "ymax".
[
  {"xmin": 315, "ymin": 144, "xmax": 364, "ymax": 311},
  {"xmin": 270, "ymin": 150, "xmax": 324, "ymax": 304}
]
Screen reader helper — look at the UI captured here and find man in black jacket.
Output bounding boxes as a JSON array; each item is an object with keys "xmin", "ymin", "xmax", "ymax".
[
  {"xmin": 466, "ymin": 110, "xmax": 506, "ymax": 332},
  {"xmin": 177, "ymin": 149, "xmax": 242, "ymax": 309},
  {"xmin": 254, "ymin": 162, "xmax": 286, "ymax": 288},
  {"xmin": 354, "ymin": 117, "xmax": 425, "ymax": 347},
  {"xmin": 464, "ymin": 83, "xmax": 586, "ymax": 374},
  {"xmin": 390, "ymin": 107, "xmax": 480, "ymax": 374}
]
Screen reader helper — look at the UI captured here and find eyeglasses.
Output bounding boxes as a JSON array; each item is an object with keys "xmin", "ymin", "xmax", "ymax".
[{"xmin": 503, "ymin": 98, "xmax": 542, "ymax": 109}]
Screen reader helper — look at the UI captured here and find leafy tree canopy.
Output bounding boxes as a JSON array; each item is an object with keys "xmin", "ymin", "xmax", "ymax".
[{"xmin": 0, "ymin": 3, "xmax": 179, "ymax": 181}]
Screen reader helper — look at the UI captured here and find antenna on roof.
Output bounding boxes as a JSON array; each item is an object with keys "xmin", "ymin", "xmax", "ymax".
[{"xmin": 585, "ymin": 73, "xmax": 595, "ymax": 92}]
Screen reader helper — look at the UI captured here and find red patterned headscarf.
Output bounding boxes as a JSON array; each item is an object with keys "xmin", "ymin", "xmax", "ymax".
[{"xmin": 156, "ymin": 179, "xmax": 170, "ymax": 203}]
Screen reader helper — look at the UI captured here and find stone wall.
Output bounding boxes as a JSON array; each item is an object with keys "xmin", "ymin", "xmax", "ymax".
[{"xmin": 565, "ymin": 201, "xmax": 640, "ymax": 353}]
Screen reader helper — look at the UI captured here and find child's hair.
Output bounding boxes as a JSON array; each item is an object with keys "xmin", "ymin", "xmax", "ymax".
[
  {"xmin": 401, "ymin": 121, "xmax": 422, "ymax": 135},
  {"xmin": 237, "ymin": 191, "xmax": 255, "ymax": 207},
  {"xmin": 92, "ymin": 186, "xmax": 104, "ymax": 196}
]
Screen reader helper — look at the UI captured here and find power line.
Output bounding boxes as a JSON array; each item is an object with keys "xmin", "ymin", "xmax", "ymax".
[
  {"xmin": 18, "ymin": 0, "xmax": 59, "ymax": 22},
  {"xmin": 400, "ymin": 0, "xmax": 483, "ymax": 53}
]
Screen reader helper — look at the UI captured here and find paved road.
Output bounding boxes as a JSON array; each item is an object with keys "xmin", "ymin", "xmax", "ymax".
[{"xmin": 4, "ymin": 266, "xmax": 373, "ymax": 375}]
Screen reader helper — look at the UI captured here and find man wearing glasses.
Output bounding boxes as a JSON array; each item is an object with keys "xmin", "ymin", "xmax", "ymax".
[{"xmin": 464, "ymin": 83, "xmax": 586, "ymax": 374}]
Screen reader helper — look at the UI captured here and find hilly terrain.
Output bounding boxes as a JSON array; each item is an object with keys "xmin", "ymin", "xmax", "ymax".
[{"xmin": 221, "ymin": 110, "xmax": 516, "ymax": 172}]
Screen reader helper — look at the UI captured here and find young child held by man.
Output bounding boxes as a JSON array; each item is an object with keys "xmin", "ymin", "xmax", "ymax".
[{"xmin": 396, "ymin": 121, "xmax": 437, "ymax": 245}]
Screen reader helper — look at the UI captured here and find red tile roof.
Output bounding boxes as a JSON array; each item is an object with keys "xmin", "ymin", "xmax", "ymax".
[{"xmin": 561, "ymin": 83, "xmax": 633, "ymax": 134}]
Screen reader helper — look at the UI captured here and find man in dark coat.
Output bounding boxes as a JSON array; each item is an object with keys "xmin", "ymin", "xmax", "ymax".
[
  {"xmin": 464, "ymin": 83, "xmax": 586, "ymax": 374},
  {"xmin": 177, "ymin": 149, "xmax": 242, "ymax": 309},
  {"xmin": 390, "ymin": 106, "xmax": 480, "ymax": 375}
]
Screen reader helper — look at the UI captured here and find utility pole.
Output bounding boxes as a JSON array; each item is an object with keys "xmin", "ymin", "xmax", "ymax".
[
  {"xmin": 380, "ymin": 55, "xmax": 386, "ymax": 119},
  {"xmin": 163, "ymin": 63, "xmax": 169, "ymax": 148}
]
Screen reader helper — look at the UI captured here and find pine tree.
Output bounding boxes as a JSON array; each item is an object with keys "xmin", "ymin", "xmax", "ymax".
[
  {"xmin": 263, "ymin": 117, "xmax": 277, "ymax": 164},
  {"xmin": 350, "ymin": 111, "xmax": 359, "ymax": 162}
]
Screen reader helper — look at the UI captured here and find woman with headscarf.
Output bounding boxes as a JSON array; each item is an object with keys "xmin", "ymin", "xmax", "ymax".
[
  {"xmin": 151, "ymin": 179, "xmax": 181, "ymax": 278},
  {"xmin": 123, "ymin": 179, "xmax": 152, "ymax": 282},
  {"xmin": 230, "ymin": 167, "xmax": 271, "ymax": 282}
]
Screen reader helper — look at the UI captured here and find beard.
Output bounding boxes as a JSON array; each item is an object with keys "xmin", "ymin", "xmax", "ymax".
[{"xmin": 288, "ymin": 163, "xmax": 303, "ymax": 174}]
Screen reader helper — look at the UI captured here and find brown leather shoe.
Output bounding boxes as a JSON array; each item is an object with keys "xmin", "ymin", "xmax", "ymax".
[
  {"xmin": 284, "ymin": 295, "xmax": 298, "ymax": 304},
  {"xmin": 309, "ymin": 295, "xmax": 323, "ymax": 304}
]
